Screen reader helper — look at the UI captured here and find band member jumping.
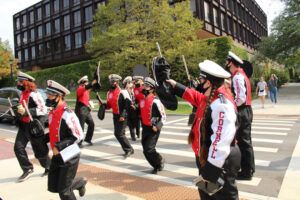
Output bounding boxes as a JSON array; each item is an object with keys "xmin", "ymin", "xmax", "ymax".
[
  {"xmin": 101, "ymin": 74, "xmax": 134, "ymax": 158},
  {"xmin": 45, "ymin": 80, "xmax": 87, "ymax": 200},
  {"xmin": 14, "ymin": 71, "xmax": 50, "ymax": 182},
  {"xmin": 75, "ymin": 75, "xmax": 96, "ymax": 146},
  {"xmin": 140, "ymin": 77, "xmax": 166, "ymax": 174},
  {"xmin": 167, "ymin": 60, "xmax": 241, "ymax": 200},
  {"xmin": 226, "ymin": 51, "xmax": 255, "ymax": 180}
]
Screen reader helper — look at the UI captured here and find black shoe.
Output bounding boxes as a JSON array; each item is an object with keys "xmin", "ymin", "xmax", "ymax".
[
  {"xmin": 152, "ymin": 168, "xmax": 158, "ymax": 174},
  {"xmin": 124, "ymin": 149, "xmax": 134, "ymax": 158},
  {"xmin": 79, "ymin": 178, "xmax": 87, "ymax": 197},
  {"xmin": 18, "ymin": 169, "xmax": 33, "ymax": 182},
  {"xmin": 41, "ymin": 169, "xmax": 49, "ymax": 177},
  {"xmin": 84, "ymin": 140, "xmax": 93, "ymax": 146},
  {"xmin": 158, "ymin": 158, "xmax": 165, "ymax": 171},
  {"xmin": 78, "ymin": 141, "xmax": 83, "ymax": 148},
  {"xmin": 237, "ymin": 172, "xmax": 253, "ymax": 180}
]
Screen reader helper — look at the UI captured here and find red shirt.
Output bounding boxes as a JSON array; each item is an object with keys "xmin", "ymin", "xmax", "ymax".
[{"xmin": 76, "ymin": 85, "xmax": 90, "ymax": 106}]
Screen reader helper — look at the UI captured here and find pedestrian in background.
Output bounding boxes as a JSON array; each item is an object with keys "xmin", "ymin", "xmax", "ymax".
[
  {"xmin": 256, "ymin": 76, "xmax": 268, "ymax": 108},
  {"xmin": 268, "ymin": 74, "xmax": 278, "ymax": 106}
]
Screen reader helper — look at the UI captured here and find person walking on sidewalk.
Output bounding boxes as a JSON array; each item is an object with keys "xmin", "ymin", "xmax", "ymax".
[
  {"xmin": 45, "ymin": 80, "xmax": 87, "ymax": 200},
  {"xmin": 167, "ymin": 60, "xmax": 240, "ymax": 200},
  {"xmin": 75, "ymin": 75, "xmax": 96, "ymax": 146},
  {"xmin": 100, "ymin": 74, "xmax": 134, "ymax": 158},
  {"xmin": 133, "ymin": 76, "xmax": 145, "ymax": 139},
  {"xmin": 226, "ymin": 51, "xmax": 255, "ymax": 180},
  {"xmin": 256, "ymin": 76, "xmax": 268, "ymax": 108},
  {"xmin": 268, "ymin": 74, "xmax": 279, "ymax": 106},
  {"xmin": 14, "ymin": 71, "xmax": 50, "ymax": 182},
  {"xmin": 140, "ymin": 77, "xmax": 166, "ymax": 174}
]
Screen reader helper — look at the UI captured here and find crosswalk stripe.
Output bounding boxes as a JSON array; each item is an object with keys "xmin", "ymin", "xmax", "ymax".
[
  {"xmin": 252, "ymin": 120, "xmax": 296, "ymax": 124},
  {"xmin": 254, "ymin": 118, "xmax": 298, "ymax": 121},
  {"xmin": 80, "ymin": 148, "xmax": 261, "ymax": 186},
  {"xmin": 252, "ymin": 123, "xmax": 294, "ymax": 127},
  {"xmin": 252, "ymin": 126, "xmax": 291, "ymax": 131},
  {"xmin": 164, "ymin": 117, "xmax": 189, "ymax": 125},
  {"xmin": 100, "ymin": 141, "xmax": 270, "ymax": 167},
  {"xmin": 254, "ymin": 147, "xmax": 278, "ymax": 153},
  {"xmin": 252, "ymin": 131, "xmax": 287, "ymax": 136},
  {"xmin": 252, "ymin": 138, "xmax": 283, "ymax": 144}
]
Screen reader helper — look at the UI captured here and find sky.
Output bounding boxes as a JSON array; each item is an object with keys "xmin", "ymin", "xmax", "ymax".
[{"xmin": 0, "ymin": 0, "xmax": 285, "ymax": 51}]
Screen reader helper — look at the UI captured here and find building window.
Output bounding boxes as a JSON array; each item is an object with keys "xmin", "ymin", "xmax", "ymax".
[
  {"xmin": 17, "ymin": 51, "xmax": 22, "ymax": 62},
  {"xmin": 24, "ymin": 48, "xmax": 29, "ymax": 61},
  {"xmin": 74, "ymin": 31, "xmax": 82, "ymax": 48},
  {"xmin": 204, "ymin": 1, "xmax": 210, "ymax": 22},
  {"xmin": 54, "ymin": 0, "xmax": 60, "ymax": 13},
  {"xmin": 29, "ymin": 11, "xmax": 34, "ymax": 24},
  {"xmin": 227, "ymin": 16, "xmax": 232, "ymax": 34},
  {"xmin": 54, "ymin": 38, "xmax": 61, "ymax": 52},
  {"xmin": 45, "ymin": 3, "xmax": 50, "ymax": 17},
  {"xmin": 16, "ymin": 18, "xmax": 20, "ymax": 30},
  {"xmin": 38, "ymin": 43, "xmax": 44, "ymax": 57},
  {"xmin": 73, "ymin": 0, "xmax": 80, "ymax": 5},
  {"xmin": 213, "ymin": 7, "xmax": 218, "ymax": 27},
  {"xmin": 45, "ymin": 22, "xmax": 51, "ymax": 35},
  {"xmin": 22, "ymin": 14, "xmax": 27, "ymax": 27},
  {"xmin": 54, "ymin": 18, "xmax": 60, "ymax": 33},
  {"xmin": 17, "ymin": 34, "xmax": 21, "ymax": 46},
  {"xmin": 23, "ymin": 31, "xmax": 28, "ymax": 44},
  {"xmin": 73, "ymin": 10, "xmax": 81, "ymax": 27},
  {"xmin": 221, "ymin": 12, "xmax": 226, "ymax": 30},
  {"xmin": 85, "ymin": 6, "xmax": 93, "ymax": 23},
  {"xmin": 37, "ymin": 7, "xmax": 42, "ymax": 21},
  {"xmin": 45, "ymin": 41, "xmax": 51, "ymax": 54},
  {"xmin": 63, "ymin": 0, "xmax": 69, "ymax": 8},
  {"xmin": 30, "ymin": 29, "xmax": 35, "ymax": 41},
  {"xmin": 38, "ymin": 25, "xmax": 43, "ymax": 38},
  {"xmin": 63, "ymin": 15, "xmax": 70, "ymax": 30},
  {"xmin": 85, "ymin": 28, "xmax": 92, "ymax": 43},
  {"xmin": 233, "ymin": 21, "xmax": 237, "ymax": 36},
  {"xmin": 31, "ymin": 46, "xmax": 36, "ymax": 59},
  {"xmin": 64, "ymin": 35, "xmax": 71, "ymax": 50}
]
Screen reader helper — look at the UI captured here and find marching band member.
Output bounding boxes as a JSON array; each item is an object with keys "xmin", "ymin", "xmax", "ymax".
[
  {"xmin": 101, "ymin": 74, "xmax": 134, "ymax": 158},
  {"xmin": 14, "ymin": 71, "xmax": 50, "ymax": 182},
  {"xmin": 140, "ymin": 77, "xmax": 166, "ymax": 174},
  {"xmin": 226, "ymin": 51, "xmax": 255, "ymax": 180},
  {"xmin": 45, "ymin": 80, "xmax": 87, "ymax": 200},
  {"xmin": 167, "ymin": 60, "xmax": 241, "ymax": 200},
  {"xmin": 132, "ymin": 76, "xmax": 145, "ymax": 138},
  {"xmin": 75, "ymin": 75, "xmax": 96, "ymax": 146}
]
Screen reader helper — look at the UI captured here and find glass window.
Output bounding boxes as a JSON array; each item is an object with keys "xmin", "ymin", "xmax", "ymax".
[
  {"xmin": 22, "ymin": 14, "xmax": 27, "ymax": 27},
  {"xmin": 17, "ymin": 34, "xmax": 21, "ymax": 46},
  {"xmin": 84, "ymin": 6, "xmax": 93, "ymax": 23},
  {"xmin": 54, "ymin": 0, "xmax": 60, "ymax": 13},
  {"xmin": 30, "ymin": 29, "xmax": 35, "ymax": 41},
  {"xmin": 31, "ymin": 46, "xmax": 36, "ymax": 59},
  {"xmin": 54, "ymin": 38, "xmax": 61, "ymax": 52},
  {"xmin": 63, "ymin": 0, "xmax": 69, "ymax": 8},
  {"xmin": 64, "ymin": 35, "xmax": 71, "ymax": 50},
  {"xmin": 23, "ymin": 31, "xmax": 28, "ymax": 44},
  {"xmin": 45, "ymin": 41, "xmax": 51, "ymax": 54},
  {"xmin": 227, "ymin": 16, "xmax": 232, "ymax": 34},
  {"xmin": 221, "ymin": 12, "xmax": 226, "ymax": 30},
  {"xmin": 63, "ymin": 15, "xmax": 70, "ymax": 30},
  {"xmin": 45, "ymin": 22, "xmax": 51, "ymax": 35},
  {"xmin": 38, "ymin": 43, "xmax": 44, "ymax": 56},
  {"xmin": 85, "ymin": 28, "xmax": 92, "ymax": 42},
  {"xmin": 37, "ymin": 7, "xmax": 42, "ymax": 21},
  {"xmin": 73, "ymin": 0, "xmax": 80, "ymax": 5},
  {"xmin": 73, "ymin": 10, "xmax": 81, "ymax": 27},
  {"xmin": 74, "ymin": 32, "xmax": 82, "ymax": 48},
  {"xmin": 29, "ymin": 11, "xmax": 34, "ymax": 24},
  {"xmin": 54, "ymin": 18, "xmax": 60, "ymax": 33},
  {"xmin": 213, "ymin": 7, "xmax": 218, "ymax": 26},
  {"xmin": 204, "ymin": 1, "xmax": 210, "ymax": 22},
  {"xmin": 24, "ymin": 48, "xmax": 29, "ymax": 61},
  {"xmin": 45, "ymin": 3, "xmax": 50, "ymax": 17},
  {"xmin": 17, "ymin": 51, "xmax": 22, "ymax": 61},
  {"xmin": 38, "ymin": 25, "xmax": 43, "ymax": 38},
  {"xmin": 16, "ymin": 18, "xmax": 20, "ymax": 30}
]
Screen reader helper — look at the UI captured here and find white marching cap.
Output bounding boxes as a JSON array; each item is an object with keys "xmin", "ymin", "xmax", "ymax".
[
  {"xmin": 46, "ymin": 80, "xmax": 70, "ymax": 96},
  {"xmin": 122, "ymin": 76, "xmax": 132, "ymax": 85},
  {"xmin": 132, "ymin": 76, "xmax": 144, "ymax": 81},
  {"xmin": 199, "ymin": 60, "xmax": 231, "ymax": 79},
  {"xmin": 77, "ymin": 75, "xmax": 88, "ymax": 84},
  {"xmin": 17, "ymin": 71, "xmax": 35, "ymax": 82},
  {"xmin": 108, "ymin": 74, "xmax": 122, "ymax": 82},
  {"xmin": 144, "ymin": 77, "xmax": 157, "ymax": 88},
  {"xmin": 227, "ymin": 51, "xmax": 244, "ymax": 65}
]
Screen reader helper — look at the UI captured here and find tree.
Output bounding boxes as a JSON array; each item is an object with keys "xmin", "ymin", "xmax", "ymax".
[
  {"xmin": 0, "ymin": 39, "xmax": 18, "ymax": 80},
  {"xmin": 257, "ymin": 0, "xmax": 300, "ymax": 69},
  {"xmin": 86, "ymin": 0, "xmax": 217, "ymax": 81}
]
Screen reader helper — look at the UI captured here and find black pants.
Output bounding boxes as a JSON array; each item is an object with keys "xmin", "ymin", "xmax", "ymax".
[
  {"xmin": 127, "ymin": 116, "xmax": 136, "ymax": 140},
  {"xmin": 48, "ymin": 155, "xmax": 86, "ymax": 200},
  {"xmin": 142, "ymin": 125, "xmax": 163, "ymax": 169},
  {"xmin": 14, "ymin": 122, "xmax": 50, "ymax": 172},
  {"xmin": 196, "ymin": 146, "xmax": 241, "ymax": 200},
  {"xmin": 76, "ymin": 106, "xmax": 94, "ymax": 142},
  {"xmin": 236, "ymin": 106, "xmax": 255, "ymax": 176},
  {"xmin": 113, "ymin": 115, "xmax": 133, "ymax": 153}
]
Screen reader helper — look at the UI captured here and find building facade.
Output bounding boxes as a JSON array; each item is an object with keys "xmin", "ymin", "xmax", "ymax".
[{"xmin": 14, "ymin": 0, "xmax": 267, "ymax": 70}]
